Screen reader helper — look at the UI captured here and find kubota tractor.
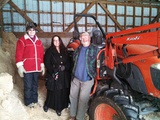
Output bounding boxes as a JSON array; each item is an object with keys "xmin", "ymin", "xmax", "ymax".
[{"xmin": 67, "ymin": 14, "xmax": 160, "ymax": 120}]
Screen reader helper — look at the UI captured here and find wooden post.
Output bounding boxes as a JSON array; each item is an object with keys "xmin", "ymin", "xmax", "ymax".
[{"xmin": 0, "ymin": 8, "xmax": 3, "ymax": 46}]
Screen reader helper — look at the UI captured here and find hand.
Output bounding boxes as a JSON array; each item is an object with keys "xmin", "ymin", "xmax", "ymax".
[
  {"xmin": 55, "ymin": 74, "xmax": 58, "ymax": 80},
  {"xmin": 41, "ymin": 63, "xmax": 45, "ymax": 76},
  {"xmin": 18, "ymin": 66, "xmax": 26, "ymax": 77},
  {"xmin": 52, "ymin": 72, "xmax": 58, "ymax": 80}
]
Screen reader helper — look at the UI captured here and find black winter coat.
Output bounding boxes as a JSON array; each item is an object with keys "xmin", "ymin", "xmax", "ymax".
[{"xmin": 44, "ymin": 46, "xmax": 71, "ymax": 91}]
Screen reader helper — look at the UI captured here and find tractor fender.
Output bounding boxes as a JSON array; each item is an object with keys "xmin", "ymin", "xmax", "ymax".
[
  {"xmin": 104, "ymin": 88, "xmax": 121, "ymax": 98},
  {"xmin": 91, "ymin": 87, "xmax": 121, "ymax": 102},
  {"xmin": 95, "ymin": 85, "xmax": 110, "ymax": 97}
]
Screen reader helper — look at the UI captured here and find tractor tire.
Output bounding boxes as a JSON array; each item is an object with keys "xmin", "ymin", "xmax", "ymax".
[
  {"xmin": 113, "ymin": 95, "xmax": 141, "ymax": 120},
  {"xmin": 89, "ymin": 96, "xmax": 127, "ymax": 120},
  {"xmin": 89, "ymin": 95, "xmax": 142, "ymax": 120}
]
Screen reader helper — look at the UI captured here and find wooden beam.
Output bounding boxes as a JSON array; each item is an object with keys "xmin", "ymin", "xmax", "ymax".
[
  {"xmin": 98, "ymin": 1, "xmax": 123, "ymax": 30},
  {"xmin": 39, "ymin": 0, "xmax": 160, "ymax": 5},
  {"xmin": 37, "ymin": 0, "xmax": 40, "ymax": 28},
  {"xmin": 13, "ymin": 32, "xmax": 72, "ymax": 38},
  {"xmin": 50, "ymin": 0, "xmax": 53, "ymax": 32},
  {"xmin": 151, "ymin": 12, "xmax": 160, "ymax": 23},
  {"xmin": 0, "ymin": 9, "xmax": 3, "ymax": 42},
  {"xmin": 124, "ymin": 5, "xmax": 126, "ymax": 30},
  {"xmin": 8, "ymin": 0, "xmax": 44, "ymax": 32},
  {"xmin": 115, "ymin": 4, "xmax": 117, "ymax": 31},
  {"xmin": 62, "ymin": 1, "xmax": 65, "ymax": 31},
  {"xmin": 141, "ymin": 6, "xmax": 144, "ymax": 26},
  {"xmin": 0, "ymin": 0, "xmax": 10, "ymax": 9},
  {"xmin": 149, "ymin": 6, "xmax": 152, "ymax": 24},
  {"xmin": 64, "ymin": 2, "xmax": 95, "ymax": 32}
]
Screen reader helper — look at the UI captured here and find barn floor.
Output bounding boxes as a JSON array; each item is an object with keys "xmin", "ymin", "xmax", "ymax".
[{"xmin": 13, "ymin": 78, "xmax": 89, "ymax": 120}]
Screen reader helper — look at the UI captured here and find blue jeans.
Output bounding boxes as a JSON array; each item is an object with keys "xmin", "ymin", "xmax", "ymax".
[
  {"xmin": 69, "ymin": 77, "xmax": 94, "ymax": 120},
  {"xmin": 23, "ymin": 72, "xmax": 40, "ymax": 106}
]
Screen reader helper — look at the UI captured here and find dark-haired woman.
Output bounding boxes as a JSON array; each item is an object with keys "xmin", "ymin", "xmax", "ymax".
[{"xmin": 43, "ymin": 35, "xmax": 71, "ymax": 116}]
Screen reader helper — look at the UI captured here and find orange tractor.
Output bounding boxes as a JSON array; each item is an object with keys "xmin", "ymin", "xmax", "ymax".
[{"xmin": 67, "ymin": 14, "xmax": 160, "ymax": 120}]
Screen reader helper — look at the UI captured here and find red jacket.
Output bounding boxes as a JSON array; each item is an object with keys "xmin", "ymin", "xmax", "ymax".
[{"xmin": 15, "ymin": 34, "xmax": 44, "ymax": 73}]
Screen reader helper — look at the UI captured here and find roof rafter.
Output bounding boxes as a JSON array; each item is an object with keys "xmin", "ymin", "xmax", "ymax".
[
  {"xmin": 64, "ymin": 2, "xmax": 95, "ymax": 32},
  {"xmin": 98, "ymin": 1, "xmax": 123, "ymax": 31},
  {"xmin": 0, "ymin": 0, "xmax": 10, "ymax": 9},
  {"xmin": 8, "ymin": 0, "xmax": 44, "ymax": 32}
]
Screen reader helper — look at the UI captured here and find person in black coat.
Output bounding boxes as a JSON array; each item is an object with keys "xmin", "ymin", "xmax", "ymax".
[{"xmin": 43, "ymin": 35, "xmax": 71, "ymax": 116}]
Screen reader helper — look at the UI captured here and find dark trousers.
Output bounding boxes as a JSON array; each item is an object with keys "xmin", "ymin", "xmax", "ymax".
[{"xmin": 24, "ymin": 72, "xmax": 40, "ymax": 106}]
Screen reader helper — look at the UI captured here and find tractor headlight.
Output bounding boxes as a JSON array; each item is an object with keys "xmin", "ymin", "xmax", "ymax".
[{"xmin": 151, "ymin": 63, "xmax": 160, "ymax": 70}]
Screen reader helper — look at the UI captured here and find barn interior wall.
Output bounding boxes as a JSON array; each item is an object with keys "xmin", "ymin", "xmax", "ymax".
[{"xmin": 1, "ymin": 0, "xmax": 160, "ymax": 41}]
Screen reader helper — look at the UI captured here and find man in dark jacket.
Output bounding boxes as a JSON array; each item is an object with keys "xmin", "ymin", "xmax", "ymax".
[{"xmin": 69, "ymin": 32, "xmax": 98, "ymax": 120}]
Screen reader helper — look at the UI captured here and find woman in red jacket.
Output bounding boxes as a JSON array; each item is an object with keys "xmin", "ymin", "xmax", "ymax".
[{"xmin": 15, "ymin": 22, "xmax": 45, "ymax": 108}]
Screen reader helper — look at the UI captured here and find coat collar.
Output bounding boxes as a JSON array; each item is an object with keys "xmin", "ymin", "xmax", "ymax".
[
  {"xmin": 78, "ymin": 43, "xmax": 93, "ymax": 50},
  {"xmin": 24, "ymin": 33, "xmax": 38, "ymax": 41}
]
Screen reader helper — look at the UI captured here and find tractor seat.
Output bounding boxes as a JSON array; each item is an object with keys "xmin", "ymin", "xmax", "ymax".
[{"xmin": 91, "ymin": 29, "xmax": 105, "ymax": 48}]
